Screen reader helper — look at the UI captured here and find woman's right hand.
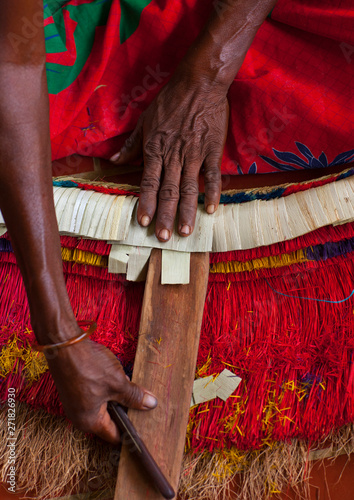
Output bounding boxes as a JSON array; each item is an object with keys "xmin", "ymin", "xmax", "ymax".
[{"xmin": 46, "ymin": 336, "xmax": 157, "ymax": 444}]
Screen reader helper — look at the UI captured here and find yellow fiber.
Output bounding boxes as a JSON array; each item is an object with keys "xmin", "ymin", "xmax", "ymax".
[
  {"xmin": 0, "ymin": 335, "xmax": 48, "ymax": 383},
  {"xmin": 61, "ymin": 247, "xmax": 108, "ymax": 267},
  {"xmin": 0, "ymin": 337, "xmax": 23, "ymax": 377},
  {"xmin": 210, "ymin": 249, "xmax": 308, "ymax": 274},
  {"xmin": 196, "ymin": 354, "xmax": 212, "ymax": 378}
]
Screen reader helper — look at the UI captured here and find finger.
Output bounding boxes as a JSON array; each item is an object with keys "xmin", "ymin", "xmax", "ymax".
[
  {"xmin": 178, "ymin": 159, "xmax": 200, "ymax": 237},
  {"xmin": 92, "ymin": 405, "xmax": 122, "ymax": 445},
  {"xmin": 110, "ymin": 122, "xmax": 143, "ymax": 165},
  {"xmin": 137, "ymin": 147, "xmax": 163, "ymax": 228},
  {"xmin": 203, "ymin": 152, "xmax": 222, "ymax": 215},
  {"xmin": 155, "ymin": 154, "xmax": 182, "ymax": 241},
  {"xmin": 75, "ymin": 405, "xmax": 121, "ymax": 445},
  {"xmin": 113, "ymin": 378, "xmax": 158, "ymax": 411}
]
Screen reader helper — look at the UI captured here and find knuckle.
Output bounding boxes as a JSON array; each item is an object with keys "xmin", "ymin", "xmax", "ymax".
[
  {"xmin": 179, "ymin": 207, "xmax": 197, "ymax": 226},
  {"xmin": 140, "ymin": 175, "xmax": 160, "ymax": 194},
  {"xmin": 157, "ymin": 211, "xmax": 175, "ymax": 228},
  {"xmin": 119, "ymin": 383, "xmax": 143, "ymax": 408},
  {"xmin": 204, "ymin": 166, "xmax": 221, "ymax": 187},
  {"xmin": 144, "ymin": 140, "xmax": 162, "ymax": 159},
  {"xmin": 205, "ymin": 141, "xmax": 223, "ymax": 156},
  {"xmin": 159, "ymin": 183, "xmax": 180, "ymax": 202},
  {"xmin": 180, "ymin": 177, "xmax": 199, "ymax": 198}
]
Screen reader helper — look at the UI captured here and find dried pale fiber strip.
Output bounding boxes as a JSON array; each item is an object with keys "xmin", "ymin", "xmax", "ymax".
[
  {"xmin": 275, "ymin": 196, "xmax": 293, "ymax": 241},
  {"xmin": 73, "ymin": 189, "xmax": 97, "ymax": 235},
  {"xmin": 190, "ymin": 369, "xmax": 242, "ymax": 407},
  {"xmin": 55, "ymin": 188, "xmax": 74, "ymax": 227},
  {"xmin": 292, "ymin": 190, "xmax": 319, "ymax": 232},
  {"xmin": 285, "ymin": 193, "xmax": 312, "ymax": 237},
  {"xmin": 214, "ymin": 369, "xmax": 242, "ymax": 402},
  {"xmin": 59, "ymin": 188, "xmax": 82, "ymax": 232},
  {"xmin": 257, "ymin": 199, "xmax": 276, "ymax": 246},
  {"xmin": 317, "ymin": 182, "xmax": 343, "ymax": 223},
  {"xmin": 329, "ymin": 182, "xmax": 354, "ymax": 220},
  {"xmin": 191, "ymin": 376, "xmax": 216, "ymax": 406},
  {"xmin": 161, "ymin": 250, "xmax": 190, "ymax": 284},
  {"xmin": 79, "ymin": 192, "xmax": 105, "ymax": 236},
  {"xmin": 101, "ymin": 196, "xmax": 125, "ymax": 241},
  {"xmin": 86, "ymin": 195, "xmax": 113, "ymax": 239},
  {"xmin": 108, "ymin": 244, "xmax": 133, "ymax": 274},
  {"xmin": 53, "ymin": 185, "xmax": 66, "ymax": 207},
  {"xmin": 332, "ymin": 180, "xmax": 354, "ymax": 225},
  {"xmin": 126, "ymin": 247, "xmax": 152, "ymax": 282},
  {"xmin": 1, "ymin": 177, "xmax": 353, "ymax": 250},
  {"xmin": 307, "ymin": 186, "xmax": 333, "ymax": 228},
  {"xmin": 222, "ymin": 207, "xmax": 239, "ymax": 251},
  {"xmin": 69, "ymin": 190, "xmax": 87, "ymax": 233},
  {"xmin": 93, "ymin": 195, "xmax": 116, "ymax": 239},
  {"xmin": 116, "ymin": 196, "xmax": 138, "ymax": 241},
  {"xmin": 236, "ymin": 202, "xmax": 258, "ymax": 250},
  {"xmin": 212, "ymin": 205, "xmax": 228, "ymax": 252}
]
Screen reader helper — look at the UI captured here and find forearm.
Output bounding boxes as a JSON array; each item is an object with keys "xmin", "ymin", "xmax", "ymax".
[
  {"xmin": 181, "ymin": 0, "xmax": 278, "ymax": 88},
  {"xmin": 0, "ymin": 65, "xmax": 78, "ymax": 345},
  {"xmin": 0, "ymin": 2, "xmax": 78, "ymax": 345}
]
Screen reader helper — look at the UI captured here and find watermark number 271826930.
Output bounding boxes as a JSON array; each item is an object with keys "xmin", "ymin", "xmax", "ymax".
[{"xmin": 6, "ymin": 388, "xmax": 16, "ymax": 493}]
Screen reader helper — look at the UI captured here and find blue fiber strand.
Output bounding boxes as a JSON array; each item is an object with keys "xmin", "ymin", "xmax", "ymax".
[
  {"xmin": 53, "ymin": 180, "xmax": 79, "ymax": 188},
  {"xmin": 265, "ymin": 279, "xmax": 354, "ymax": 304}
]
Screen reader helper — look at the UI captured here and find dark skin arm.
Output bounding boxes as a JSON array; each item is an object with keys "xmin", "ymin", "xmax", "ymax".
[
  {"xmin": 111, "ymin": 0, "xmax": 278, "ymax": 242},
  {"xmin": 0, "ymin": 0, "xmax": 157, "ymax": 445}
]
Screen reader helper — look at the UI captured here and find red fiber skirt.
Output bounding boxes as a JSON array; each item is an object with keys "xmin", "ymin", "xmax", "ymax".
[{"xmin": 46, "ymin": 0, "xmax": 354, "ymax": 175}]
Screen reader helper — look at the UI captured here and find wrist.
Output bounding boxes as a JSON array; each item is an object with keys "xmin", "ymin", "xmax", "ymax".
[
  {"xmin": 33, "ymin": 321, "xmax": 96, "ymax": 356},
  {"xmin": 31, "ymin": 311, "xmax": 81, "ymax": 346},
  {"xmin": 176, "ymin": 35, "xmax": 242, "ymax": 92},
  {"xmin": 174, "ymin": 56, "xmax": 232, "ymax": 97}
]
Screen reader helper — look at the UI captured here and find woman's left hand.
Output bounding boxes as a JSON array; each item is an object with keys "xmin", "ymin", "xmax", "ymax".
[{"xmin": 111, "ymin": 72, "xmax": 229, "ymax": 242}]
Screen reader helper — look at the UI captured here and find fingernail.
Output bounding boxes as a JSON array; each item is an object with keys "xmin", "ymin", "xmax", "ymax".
[
  {"xmin": 141, "ymin": 215, "xmax": 150, "ymax": 227},
  {"xmin": 180, "ymin": 225, "xmax": 190, "ymax": 235},
  {"xmin": 158, "ymin": 229, "xmax": 170, "ymax": 241},
  {"xmin": 143, "ymin": 392, "xmax": 157, "ymax": 409},
  {"xmin": 110, "ymin": 152, "xmax": 120, "ymax": 162},
  {"xmin": 206, "ymin": 204, "xmax": 215, "ymax": 214}
]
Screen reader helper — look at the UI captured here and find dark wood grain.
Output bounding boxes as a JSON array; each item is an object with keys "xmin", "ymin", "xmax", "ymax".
[{"xmin": 115, "ymin": 249, "xmax": 209, "ymax": 500}]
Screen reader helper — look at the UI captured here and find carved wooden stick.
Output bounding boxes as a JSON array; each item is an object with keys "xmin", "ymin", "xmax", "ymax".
[{"xmin": 115, "ymin": 249, "xmax": 209, "ymax": 499}]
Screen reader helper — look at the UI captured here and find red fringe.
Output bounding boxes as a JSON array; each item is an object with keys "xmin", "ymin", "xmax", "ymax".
[
  {"xmin": 60, "ymin": 236, "xmax": 111, "ymax": 256},
  {"xmin": 191, "ymin": 255, "xmax": 354, "ymax": 451},
  {"xmin": 1, "ymin": 232, "xmax": 354, "ymax": 452}
]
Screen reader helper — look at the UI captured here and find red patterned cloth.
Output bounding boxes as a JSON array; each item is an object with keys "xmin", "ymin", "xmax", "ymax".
[{"xmin": 46, "ymin": 0, "xmax": 354, "ymax": 174}]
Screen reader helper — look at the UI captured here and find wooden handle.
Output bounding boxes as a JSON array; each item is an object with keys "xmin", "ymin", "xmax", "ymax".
[
  {"xmin": 115, "ymin": 249, "xmax": 210, "ymax": 500},
  {"xmin": 108, "ymin": 402, "xmax": 175, "ymax": 499}
]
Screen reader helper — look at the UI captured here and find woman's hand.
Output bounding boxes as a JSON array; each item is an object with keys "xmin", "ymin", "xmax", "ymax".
[
  {"xmin": 46, "ymin": 337, "xmax": 157, "ymax": 445},
  {"xmin": 111, "ymin": 73, "xmax": 229, "ymax": 242},
  {"xmin": 111, "ymin": 0, "xmax": 278, "ymax": 243}
]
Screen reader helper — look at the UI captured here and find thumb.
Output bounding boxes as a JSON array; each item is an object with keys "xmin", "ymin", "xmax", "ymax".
[
  {"xmin": 115, "ymin": 379, "xmax": 158, "ymax": 410},
  {"xmin": 110, "ymin": 121, "xmax": 143, "ymax": 165}
]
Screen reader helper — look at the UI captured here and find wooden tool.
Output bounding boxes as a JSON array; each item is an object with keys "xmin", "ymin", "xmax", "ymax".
[
  {"xmin": 108, "ymin": 402, "xmax": 175, "ymax": 499},
  {"xmin": 114, "ymin": 248, "xmax": 209, "ymax": 499}
]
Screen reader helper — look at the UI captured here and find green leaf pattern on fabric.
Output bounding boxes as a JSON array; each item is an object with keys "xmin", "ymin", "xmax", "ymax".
[
  {"xmin": 119, "ymin": 0, "xmax": 153, "ymax": 44},
  {"xmin": 44, "ymin": 0, "xmax": 112, "ymax": 94}
]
